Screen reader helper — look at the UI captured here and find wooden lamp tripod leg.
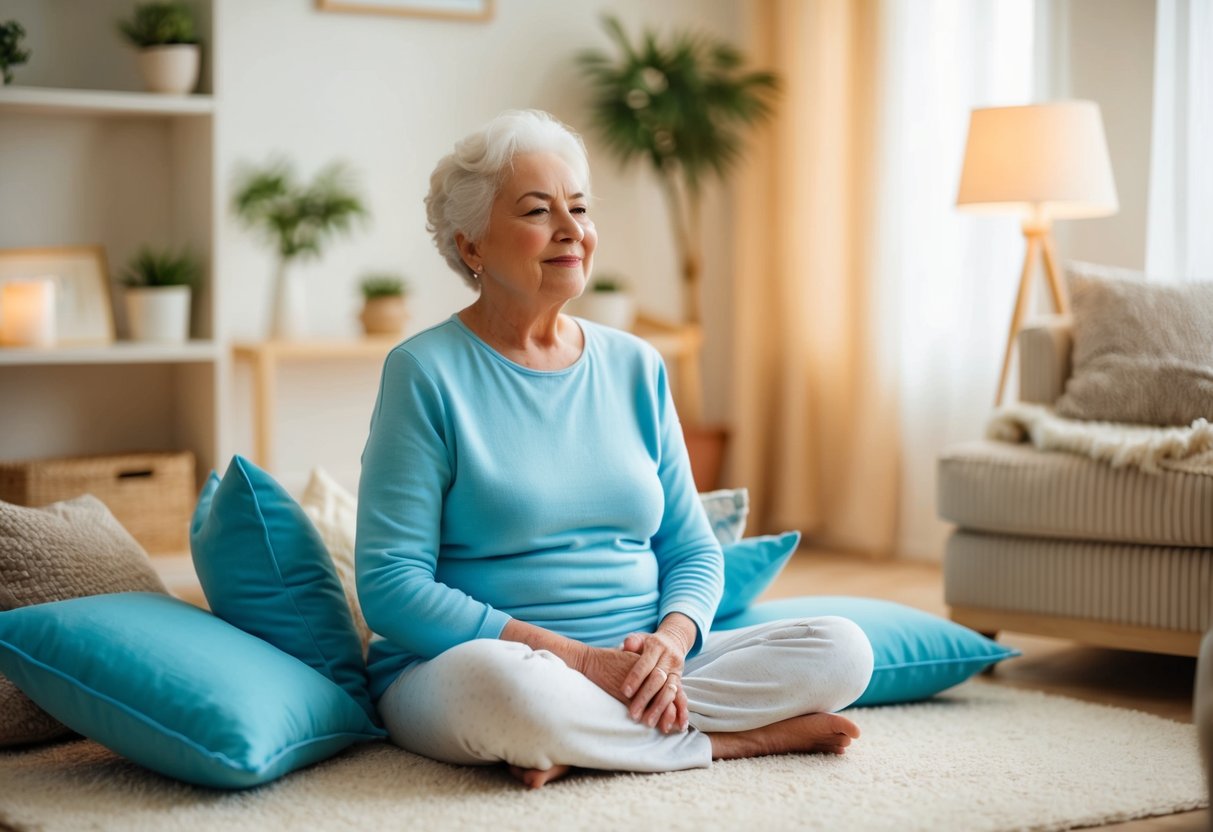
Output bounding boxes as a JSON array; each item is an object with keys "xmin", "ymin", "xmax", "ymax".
[
  {"xmin": 995, "ymin": 233, "xmax": 1041, "ymax": 406},
  {"xmin": 1039, "ymin": 230, "xmax": 1071, "ymax": 316}
]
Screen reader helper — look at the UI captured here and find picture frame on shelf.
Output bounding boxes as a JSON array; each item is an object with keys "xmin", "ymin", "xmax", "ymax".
[
  {"xmin": 0, "ymin": 245, "xmax": 115, "ymax": 346},
  {"xmin": 315, "ymin": 0, "xmax": 492, "ymax": 22}
]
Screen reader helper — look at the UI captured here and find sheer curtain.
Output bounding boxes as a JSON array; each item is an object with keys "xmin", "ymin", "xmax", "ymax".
[
  {"xmin": 733, "ymin": 0, "xmax": 1034, "ymax": 559},
  {"xmin": 1146, "ymin": 0, "xmax": 1213, "ymax": 283}
]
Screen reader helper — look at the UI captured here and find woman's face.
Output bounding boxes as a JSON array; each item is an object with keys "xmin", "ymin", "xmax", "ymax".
[{"xmin": 465, "ymin": 151, "xmax": 596, "ymax": 304}]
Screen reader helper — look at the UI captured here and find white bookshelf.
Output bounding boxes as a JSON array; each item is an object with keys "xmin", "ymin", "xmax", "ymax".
[
  {"xmin": 0, "ymin": 0, "xmax": 222, "ymax": 484},
  {"xmin": 0, "ymin": 340, "xmax": 219, "ymax": 366},
  {"xmin": 0, "ymin": 86, "xmax": 215, "ymax": 118}
]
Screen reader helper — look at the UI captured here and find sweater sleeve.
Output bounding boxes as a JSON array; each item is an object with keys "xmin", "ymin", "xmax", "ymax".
[
  {"xmin": 355, "ymin": 348, "xmax": 511, "ymax": 660},
  {"xmin": 648, "ymin": 355, "xmax": 724, "ymax": 656}
]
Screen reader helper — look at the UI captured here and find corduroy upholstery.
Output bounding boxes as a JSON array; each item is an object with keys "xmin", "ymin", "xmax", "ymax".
[{"xmin": 939, "ymin": 319, "xmax": 1212, "ymax": 656}]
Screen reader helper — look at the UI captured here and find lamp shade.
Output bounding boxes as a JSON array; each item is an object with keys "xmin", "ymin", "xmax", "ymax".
[{"xmin": 956, "ymin": 101, "xmax": 1118, "ymax": 219}]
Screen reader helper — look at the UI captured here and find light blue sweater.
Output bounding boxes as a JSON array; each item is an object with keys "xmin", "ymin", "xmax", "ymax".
[{"xmin": 355, "ymin": 315, "xmax": 724, "ymax": 701}]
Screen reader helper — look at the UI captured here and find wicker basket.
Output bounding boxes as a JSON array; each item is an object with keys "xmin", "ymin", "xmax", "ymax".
[{"xmin": 0, "ymin": 452, "xmax": 195, "ymax": 555}]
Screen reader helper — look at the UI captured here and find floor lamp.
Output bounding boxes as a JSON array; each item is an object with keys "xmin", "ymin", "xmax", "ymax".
[{"xmin": 956, "ymin": 101, "xmax": 1119, "ymax": 405}]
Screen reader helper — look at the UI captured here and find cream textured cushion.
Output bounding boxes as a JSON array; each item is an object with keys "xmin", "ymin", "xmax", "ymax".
[
  {"xmin": 300, "ymin": 469, "xmax": 371, "ymax": 658},
  {"xmin": 0, "ymin": 495, "xmax": 167, "ymax": 746},
  {"xmin": 1055, "ymin": 262, "xmax": 1213, "ymax": 426}
]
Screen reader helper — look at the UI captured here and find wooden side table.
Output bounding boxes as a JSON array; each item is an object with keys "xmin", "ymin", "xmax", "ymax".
[
  {"xmin": 632, "ymin": 312, "xmax": 704, "ymax": 425},
  {"xmin": 232, "ymin": 318, "xmax": 703, "ymax": 472},
  {"xmin": 232, "ymin": 338, "xmax": 400, "ymax": 471}
]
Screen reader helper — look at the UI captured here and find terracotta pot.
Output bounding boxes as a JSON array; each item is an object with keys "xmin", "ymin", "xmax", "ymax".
[
  {"xmin": 360, "ymin": 296, "xmax": 407, "ymax": 336},
  {"xmin": 683, "ymin": 423, "xmax": 730, "ymax": 491}
]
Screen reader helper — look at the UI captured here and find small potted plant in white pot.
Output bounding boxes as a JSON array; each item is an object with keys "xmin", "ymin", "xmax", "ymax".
[
  {"xmin": 117, "ymin": 2, "xmax": 201, "ymax": 95},
  {"xmin": 358, "ymin": 273, "xmax": 409, "ymax": 337},
  {"xmin": 576, "ymin": 275, "xmax": 636, "ymax": 331},
  {"xmin": 122, "ymin": 246, "xmax": 200, "ymax": 343}
]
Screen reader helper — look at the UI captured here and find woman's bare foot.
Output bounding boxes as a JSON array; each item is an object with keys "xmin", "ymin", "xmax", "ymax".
[
  {"xmin": 508, "ymin": 763, "xmax": 571, "ymax": 789},
  {"xmin": 708, "ymin": 712, "xmax": 861, "ymax": 760}
]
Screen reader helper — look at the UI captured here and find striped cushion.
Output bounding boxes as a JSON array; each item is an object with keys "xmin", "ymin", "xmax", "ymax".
[
  {"xmin": 944, "ymin": 530, "xmax": 1213, "ymax": 633},
  {"xmin": 938, "ymin": 439, "xmax": 1213, "ymax": 548}
]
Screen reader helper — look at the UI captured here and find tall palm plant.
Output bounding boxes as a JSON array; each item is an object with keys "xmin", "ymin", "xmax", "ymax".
[{"xmin": 578, "ymin": 15, "xmax": 779, "ymax": 325}]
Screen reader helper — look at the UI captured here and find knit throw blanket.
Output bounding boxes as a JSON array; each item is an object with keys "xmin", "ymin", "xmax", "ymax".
[{"xmin": 987, "ymin": 402, "xmax": 1213, "ymax": 476}]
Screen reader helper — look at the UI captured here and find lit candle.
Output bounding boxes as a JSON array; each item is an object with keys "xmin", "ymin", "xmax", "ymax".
[{"xmin": 0, "ymin": 278, "xmax": 56, "ymax": 347}]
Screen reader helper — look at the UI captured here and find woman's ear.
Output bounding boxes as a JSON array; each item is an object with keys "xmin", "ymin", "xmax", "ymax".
[{"xmin": 455, "ymin": 232, "xmax": 480, "ymax": 272}]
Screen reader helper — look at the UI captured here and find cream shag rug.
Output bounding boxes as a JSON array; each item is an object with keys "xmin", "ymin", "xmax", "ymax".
[{"xmin": 0, "ymin": 682, "xmax": 1206, "ymax": 832}]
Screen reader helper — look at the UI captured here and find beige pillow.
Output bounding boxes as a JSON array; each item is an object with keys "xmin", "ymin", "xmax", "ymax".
[
  {"xmin": 300, "ymin": 468, "xmax": 371, "ymax": 659},
  {"xmin": 1055, "ymin": 262, "xmax": 1213, "ymax": 426},
  {"xmin": 0, "ymin": 495, "xmax": 167, "ymax": 746}
]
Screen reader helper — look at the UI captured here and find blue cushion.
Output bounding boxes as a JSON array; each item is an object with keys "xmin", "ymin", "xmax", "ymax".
[
  {"xmin": 716, "ymin": 531, "xmax": 801, "ymax": 621},
  {"xmin": 715, "ymin": 596, "xmax": 1019, "ymax": 706},
  {"xmin": 190, "ymin": 456, "xmax": 376, "ymax": 722},
  {"xmin": 0, "ymin": 593, "xmax": 385, "ymax": 789}
]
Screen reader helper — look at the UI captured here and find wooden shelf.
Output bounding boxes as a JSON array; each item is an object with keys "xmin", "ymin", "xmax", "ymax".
[
  {"xmin": 0, "ymin": 340, "xmax": 219, "ymax": 366},
  {"xmin": 231, "ymin": 337, "xmax": 400, "ymax": 363},
  {"xmin": 0, "ymin": 86, "xmax": 215, "ymax": 118}
]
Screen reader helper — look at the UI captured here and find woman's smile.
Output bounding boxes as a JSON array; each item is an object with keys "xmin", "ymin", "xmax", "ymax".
[{"xmin": 544, "ymin": 256, "xmax": 583, "ymax": 267}]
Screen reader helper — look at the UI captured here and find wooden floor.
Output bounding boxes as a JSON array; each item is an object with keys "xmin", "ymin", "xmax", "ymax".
[{"xmin": 769, "ymin": 551, "xmax": 1208, "ymax": 832}]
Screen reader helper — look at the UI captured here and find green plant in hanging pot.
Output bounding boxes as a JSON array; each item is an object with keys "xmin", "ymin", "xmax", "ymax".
[
  {"xmin": 116, "ymin": 2, "xmax": 202, "ymax": 95},
  {"xmin": 357, "ymin": 272, "xmax": 410, "ymax": 337},
  {"xmin": 121, "ymin": 246, "xmax": 202, "ymax": 344},
  {"xmin": 577, "ymin": 15, "xmax": 779, "ymax": 327},
  {"xmin": 0, "ymin": 20, "xmax": 31, "ymax": 85},
  {"xmin": 232, "ymin": 158, "xmax": 368, "ymax": 340}
]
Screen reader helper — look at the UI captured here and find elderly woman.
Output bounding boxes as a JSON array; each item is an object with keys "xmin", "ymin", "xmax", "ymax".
[{"xmin": 356, "ymin": 110, "xmax": 874, "ymax": 789}]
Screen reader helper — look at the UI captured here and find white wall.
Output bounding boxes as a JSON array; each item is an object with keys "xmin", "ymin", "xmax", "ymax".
[
  {"xmin": 1042, "ymin": 0, "xmax": 1156, "ymax": 270},
  {"xmin": 215, "ymin": 0, "xmax": 741, "ymax": 492}
]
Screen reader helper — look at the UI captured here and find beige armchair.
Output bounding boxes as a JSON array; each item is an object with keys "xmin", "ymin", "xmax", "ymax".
[{"xmin": 937, "ymin": 317, "xmax": 1213, "ymax": 657}]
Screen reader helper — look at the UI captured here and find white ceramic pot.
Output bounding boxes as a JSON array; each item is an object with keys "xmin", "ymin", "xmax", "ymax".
[
  {"xmin": 268, "ymin": 264, "xmax": 305, "ymax": 340},
  {"xmin": 576, "ymin": 291, "xmax": 636, "ymax": 331},
  {"xmin": 136, "ymin": 44, "xmax": 200, "ymax": 94},
  {"xmin": 126, "ymin": 285, "xmax": 191, "ymax": 343}
]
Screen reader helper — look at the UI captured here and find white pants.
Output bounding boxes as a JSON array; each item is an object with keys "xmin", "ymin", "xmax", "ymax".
[{"xmin": 377, "ymin": 616, "xmax": 874, "ymax": 773}]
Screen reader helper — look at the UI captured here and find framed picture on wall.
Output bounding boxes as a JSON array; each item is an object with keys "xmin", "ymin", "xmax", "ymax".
[
  {"xmin": 316, "ymin": 0, "xmax": 492, "ymax": 22},
  {"xmin": 0, "ymin": 245, "xmax": 115, "ymax": 346}
]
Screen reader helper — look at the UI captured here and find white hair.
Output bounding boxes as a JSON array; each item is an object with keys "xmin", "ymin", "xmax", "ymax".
[{"xmin": 425, "ymin": 109, "xmax": 591, "ymax": 288}]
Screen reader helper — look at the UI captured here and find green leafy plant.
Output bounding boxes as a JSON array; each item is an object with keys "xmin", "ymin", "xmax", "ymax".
[
  {"xmin": 117, "ymin": 2, "xmax": 200, "ymax": 48},
  {"xmin": 359, "ymin": 273, "xmax": 409, "ymax": 300},
  {"xmin": 578, "ymin": 15, "xmax": 778, "ymax": 324},
  {"xmin": 590, "ymin": 276, "xmax": 625, "ymax": 293},
  {"xmin": 232, "ymin": 158, "xmax": 368, "ymax": 267},
  {"xmin": 121, "ymin": 246, "xmax": 202, "ymax": 289},
  {"xmin": 0, "ymin": 20, "xmax": 31, "ymax": 85}
]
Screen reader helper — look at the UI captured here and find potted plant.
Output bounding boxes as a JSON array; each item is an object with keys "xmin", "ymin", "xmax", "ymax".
[
  {"xmin": 578, "ymin": 16, "xmax": 779, "ymax": 327},
  {"xmin": 576, "ymin": 275, "xmax": 636, "ymax": 331},
  {"xmin": 232, "ymin": 157, "xmax": 368, "ymax": 340},
  {"xmin": 0, "ymin": 20, "xmax": 30, "ymax": 85},
  {"xmin": 358, "ymin": 273, "xmax": 409, "ymax": 337},
  {"xmin": 116, "ymin": 2, "xmax": 201, "ymax": 95},
  {"xmin": 121, "ymin": 246, "xmax": 201, "ymax": 344}
]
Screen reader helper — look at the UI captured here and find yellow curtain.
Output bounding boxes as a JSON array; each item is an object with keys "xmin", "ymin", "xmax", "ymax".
[{"xmin": 731, "ymin": 0, "xmax": 900, "ymax": 556}]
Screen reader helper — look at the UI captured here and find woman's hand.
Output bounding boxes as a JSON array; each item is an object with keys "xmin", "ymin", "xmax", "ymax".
[
  {"xmin": 577, "ymin": 646, "xmax": 643, "ymax": 706},
  {"xmin": 619, "ymin": 612, "xmax": 698, "ymax": 733}
]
